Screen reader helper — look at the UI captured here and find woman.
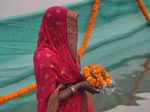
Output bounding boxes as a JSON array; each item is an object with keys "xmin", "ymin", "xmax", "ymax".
[{"xmin": 33, "ymin": 6, "xmax": 100, "ymax": 112}]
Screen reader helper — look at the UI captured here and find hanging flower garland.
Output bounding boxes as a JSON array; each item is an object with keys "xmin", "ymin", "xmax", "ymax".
[
  {"xmin": 78, "ymin": 0, "xmax": 101, "ymax": 58},
  {"xmin": 0, "ymin": 84, "xmax": 37, "ymax": 104},
  {"xmin": 0, "ymin": 0, "xmax": 101, "ymax": 104},
  {"xmin": 137, "ymin": 0, "xmax": 150, "ymax": 22}
]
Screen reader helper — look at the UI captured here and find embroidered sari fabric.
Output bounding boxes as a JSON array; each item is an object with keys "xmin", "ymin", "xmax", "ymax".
[{"xmin": 33, "ymin": 6, "xmax": 93, "ymax": 112}]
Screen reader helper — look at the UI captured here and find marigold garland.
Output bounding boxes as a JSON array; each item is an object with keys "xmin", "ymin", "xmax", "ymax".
[
  {"xmin": 0, "ymin": 84, "xmax": 37, "ymax": 104},
  {"xmin": 83, "ymin": 64, "xmax": 111, "ymax": 88},
  {"xmin": 78, "ymin": 0, "xmax": 100, "ymax": 58},
  {"xmin": 0, "ymin": 0, "xmax": 100, "ymax": 104},
  {"xmin": 137, "ymin": 0, "xmax": 150, "ymax": 22}
]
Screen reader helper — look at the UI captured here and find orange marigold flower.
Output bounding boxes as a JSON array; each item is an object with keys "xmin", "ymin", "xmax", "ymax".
[
  {"xmin": 95, "ymin": 0, "xmax": 100, "ymax": 4},
  {"xmin": 106, "ymin": 79, "xmax": 110, "ymax": 83},
  {"xmin": 88, "ymin": 64, "xmax": 93, "ymax": 68},
  {"xmin": 89, "ymin": 18, "xmax": 94, "ymax": 24},
  {"xmin": 90, "ymin": 79, "xmax": 96, "ymax": 86},
  {"xmin": 3, "ymin": 97, "xmax": 9, "ymax": 102},
  {"xmin": 92, "ymin": 4, "xmax": 99, "ymax": 11},
  {"xmin": 0, "ymin": 98, "xmax": 4, "ymax": 103},
  {"xmin": 83, "ymin": 66, "xmax": 90, "ymax": 71},
  {"xmin": 11, "ymin": 93, "xmax": 18, "ymax": 97},
  {"xmin": 106, "ymin": 74, "xmax": 111, "ymax": 79},
  {"xmin": 93, "ymin": 69, "xmax": 99, "ymax": 74},
  {"xmin": 84, "ymin": 64, "xmax": 111, "ymax": 88},
  {"xmin": 96, "ymin": 81, "xmax": 100, "ymax": 87},
  {"xmin": 20, "ymin": 89, "xmax": 26, "ymax": 94},
  {"xmin": 84, "ymin": 72, "xmax": 91, "ymax": 78},
  {"xmin": 95, "ymin": 74, "xmax": 100, "ymax": 78},
  {"xmin": 92, "ymin": 78, "xmax": 96, "ymax": 83},
  {"xmin": 7, "ymin": 95, "xmax": 13, "ymax": 100}
]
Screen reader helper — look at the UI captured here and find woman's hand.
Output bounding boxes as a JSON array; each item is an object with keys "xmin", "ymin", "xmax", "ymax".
[{"xmin": 79, "ymin": 81, "xmax": 100, "ymax": 94}]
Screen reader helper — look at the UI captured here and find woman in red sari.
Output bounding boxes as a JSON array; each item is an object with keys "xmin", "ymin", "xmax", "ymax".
[{"xmin": 33, "ymin": 6, "xmax": 99, "ymax": 112}]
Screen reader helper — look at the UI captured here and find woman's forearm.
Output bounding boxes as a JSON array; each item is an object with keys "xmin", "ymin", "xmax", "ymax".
[
  {"xmin": 58, "ymin": 82, "xmax": 82, "ymax": 102},
  {"xmin": 58, "ymin": 87, "xmax": 74, "ymax": 102},
  {"xmin": 46, "ymin": 83, "xmax": 81, "ymax": 112}
]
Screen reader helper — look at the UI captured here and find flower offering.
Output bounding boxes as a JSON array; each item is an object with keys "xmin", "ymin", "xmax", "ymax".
[{"xmin": 83, "ymin": 64, "xmax": 112, "ymax": 88}]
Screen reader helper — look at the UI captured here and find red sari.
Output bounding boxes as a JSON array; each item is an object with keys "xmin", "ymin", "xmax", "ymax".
[{"xmin": 33, "ymin": 6, "xmax": 93, "ymax": 112}]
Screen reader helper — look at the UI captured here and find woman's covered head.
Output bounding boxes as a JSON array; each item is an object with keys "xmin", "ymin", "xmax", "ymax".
[
  {"xmin": 36, "ymin": 6, "xmax": 79, "ymax": 66},
  {"xmin": 37, "ymin": 6, "xmax": 68, "ymax": 51}
]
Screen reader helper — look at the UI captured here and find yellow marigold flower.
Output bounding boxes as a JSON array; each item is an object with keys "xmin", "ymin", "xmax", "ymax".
[{"xmin": 87, "ymin": 76, "xmax": 93, "ymax": 82}]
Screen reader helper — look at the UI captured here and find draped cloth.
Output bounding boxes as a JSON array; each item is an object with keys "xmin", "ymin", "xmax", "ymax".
[{"xmin": 33, "ymin": 6, "xmax": 95, "ymax": 112}]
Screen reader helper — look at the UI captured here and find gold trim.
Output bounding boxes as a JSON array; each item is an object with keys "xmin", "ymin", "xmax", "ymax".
[
  {"xmin": 66, "ymin": 10, "xmax": 78, "ymax": 62},
  {"xmin": 56, "ymin": 74, "xmax": 58, "ymax": 79},
  {"xmin": 46, "ymin": 53, "xmax": 51, "ymax": 58},
  {"xmin": 56, "ymin": 9, "xmax": 61, "ymax": 13},
  {"xmin": 37, "ymin": 54, "xmax": 40, "ymax": 59},
  {"xmin": 47, "ymin": 13, "xmax": 51, "ymax": 18},
  {"xmin": 56, "ymin": 21, "xmax": 61, "ymax": 26},
  {"xmin": 44, "ymin": 48, "xmax": 49, "ymax": 50},
  {"xmin": 50, "ymin": 64, "xmax": 54, "ymax": 68},
  {"xmin": 44, "ymin": 74, "xmax": 49, "ymax": 80},
  {"xmin": 50, "ymin": 84, "xmax": 55, "ymax": 88},
  {"xmin": 40, "ymin": 64, "xmax": 43, "ymax": 69},
  {"xmin": 40, "ymin": 98, "xmax": 43, "ymax": 102},
  {"xmin": 61, "ymin": 69, "xmax": 65, "ymax": 75}
]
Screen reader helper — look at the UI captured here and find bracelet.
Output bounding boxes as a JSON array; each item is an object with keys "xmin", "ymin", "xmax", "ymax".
[{"xmin": 69, "ymin": 86, "xmax": 76, "ymax": 96}]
